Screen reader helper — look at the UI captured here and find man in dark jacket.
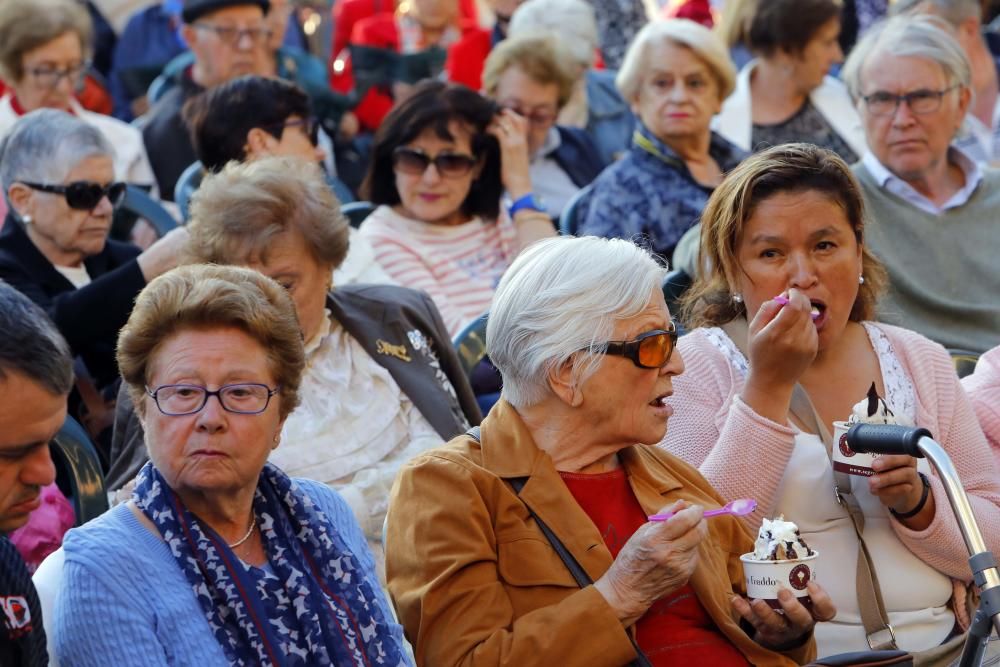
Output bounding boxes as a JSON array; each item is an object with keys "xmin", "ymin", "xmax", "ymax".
[
  {"xmin": 0, "ymin": 282, "xmax": 75, "ymax": 667},
  {"xmin": 139, "ymin": 0, "xmax": 272, "ymax": 199}
]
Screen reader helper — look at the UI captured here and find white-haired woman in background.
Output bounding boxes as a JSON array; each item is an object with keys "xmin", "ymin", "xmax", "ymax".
[
  {"xmin": 506, "ymin": 0, "xmax": 635, "ymax": 164},
  {"xmin": 576, "ymin": 19, "xmax": 746, "ymax": 260},
  {"xmin": 385, "ymin": 235, "xmax": 834, "ymax": 666}
]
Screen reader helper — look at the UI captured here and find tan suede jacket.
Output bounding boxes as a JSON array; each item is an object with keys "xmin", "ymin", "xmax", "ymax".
[{"xmin": 385, "ymin": 400, "xmax": 816, "ymax": 666}]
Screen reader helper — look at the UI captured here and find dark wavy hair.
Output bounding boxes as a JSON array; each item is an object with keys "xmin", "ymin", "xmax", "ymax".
[{"xmin": 360, "ymin": 80, "xmax": 503, "ymax": 221}]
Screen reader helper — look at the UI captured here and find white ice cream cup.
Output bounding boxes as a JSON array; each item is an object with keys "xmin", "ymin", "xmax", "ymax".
[
  {"xmin": 740, "ymin": 551, "xmax": 819, "ymax": 611},
  {"xmin": 831, "ymin": 420, "xmax": 877, "ymax": 477}
]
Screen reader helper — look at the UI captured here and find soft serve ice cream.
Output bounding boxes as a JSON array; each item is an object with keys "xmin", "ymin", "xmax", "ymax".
[
  {"xmin": 741, "ymin": 516, "xmax": 818, "ymax": 609},
  {"xmin": 753, "ymin": 516, "xmax": 816, "ymax": 561},
  {"xmin": 833, "ymin": 383, "xmax": 895, "ymax": 476}
]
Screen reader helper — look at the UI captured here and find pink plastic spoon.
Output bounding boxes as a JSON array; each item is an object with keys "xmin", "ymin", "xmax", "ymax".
[
  {"xmin": 648, "ymin": 498, "xmax": 757, "ymax": 522},
  {"xmin": 773, "ymin": 294, "xmax": 820, "ymax": 321}
]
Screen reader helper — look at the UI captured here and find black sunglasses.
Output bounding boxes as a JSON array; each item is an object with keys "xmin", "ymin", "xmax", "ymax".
[
  {"xmin": 392, "ymin": 146, "xmax": 478, "ymax": 178},
  {"xmin": 20, "ymin": 180, "xmax": 126, "ymax": 211},
  {"xmin": 592, "ymin": 324, "xmax": 679, "ymax": 369}
]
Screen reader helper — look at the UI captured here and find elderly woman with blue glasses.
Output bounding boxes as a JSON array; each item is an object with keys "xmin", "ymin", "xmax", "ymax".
[
  {"xmin": 53, "ymin": 263, "xmax": 409, "ymax": 665},
  {"xmin": 385, "ymin": 236, "xmax": 833, "ymax": 666}
]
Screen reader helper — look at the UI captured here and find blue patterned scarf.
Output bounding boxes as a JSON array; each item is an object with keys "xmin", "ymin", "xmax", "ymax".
[{"xmin": 133, "ymin": 462, "xmax": 406, "ymax": 666}]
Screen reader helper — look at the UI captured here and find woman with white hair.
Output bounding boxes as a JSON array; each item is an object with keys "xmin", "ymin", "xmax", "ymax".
[
  {"xmin": 385, "ymin": 235, "xmax": 834, "ymax": 666},
  {"xmin": 577, "ymin": 19, "xmax": 746, "ymax": 260},
  {"xmin": 713, "ymin": 0, "xmax": 867, "ymax": 161},
  {"xmin": 0, "ymin": 110, "xmax": 187, "ymax": 439}
]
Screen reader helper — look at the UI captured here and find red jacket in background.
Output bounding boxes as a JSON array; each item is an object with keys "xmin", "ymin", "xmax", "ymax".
[
  {"xmin": 331, "ymin": 13, "xmax": 479, "ymax": 131},
  {"xmin": 331, "ymin": 0, "xmax": 480, "ymax": 61}
]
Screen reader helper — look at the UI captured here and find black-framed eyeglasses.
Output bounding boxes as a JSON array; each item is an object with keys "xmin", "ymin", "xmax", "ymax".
[
  {"xmin": 264, "ymin": 116, "xmax": 320, "ymax": 146},
  {"xmin": 18, "ymin": 181, "xmax": 126, "ymax": 211},
  {"xmin": 861, "ymin": 85, "xmax": 959, "ymax": 117},
  {"xmin": 589, "ymin": 324, "xmax": 679, "ymax": 369},
  {"xmin": 392, "ymin": 146, "xmax": 478, "ymax": 178},
  {"xmin": 25, "ymin": 60, "xmax": 90, "ymax": 90},
  {"xmin": 192, "ymin": 22, "xmax": 273, "ymax": 46},
  {"xmin": 145, "ymin": 383, "xmax": 280, "ymax": 416}
]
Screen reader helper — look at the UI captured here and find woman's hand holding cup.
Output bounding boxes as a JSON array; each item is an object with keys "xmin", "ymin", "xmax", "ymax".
[
  {"xmin": 594, "ymin": 500, "xmax": 706, "ymax": 627},
  {"xmin": 732, "ymin": 582, "xmax": 836, "ymax": 651}
]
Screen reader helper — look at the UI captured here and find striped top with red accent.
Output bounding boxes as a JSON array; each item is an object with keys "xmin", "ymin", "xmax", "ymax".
[{"xmin": 358, "ymin": 205, "xmax": 517, "ymax": 336}]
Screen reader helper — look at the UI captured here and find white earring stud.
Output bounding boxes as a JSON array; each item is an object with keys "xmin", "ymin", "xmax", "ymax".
[
  {"xmin": 732, "ymin": 293, "xmax": 743, "ymax": 303},
  {"xmin": 859, "ymin": 275, "xmax": 865, "ymax": 285}
]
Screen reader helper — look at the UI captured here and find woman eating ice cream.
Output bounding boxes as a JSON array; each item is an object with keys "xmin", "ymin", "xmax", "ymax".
[{"xmin": 662, "ymin": 143, "xmax": 1000, "ymax": 656}]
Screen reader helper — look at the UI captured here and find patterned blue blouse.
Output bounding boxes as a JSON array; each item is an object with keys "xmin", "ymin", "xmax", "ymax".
[{"xmin": 576, "ymin": 123, "xmax": 746, "ymax": 261}]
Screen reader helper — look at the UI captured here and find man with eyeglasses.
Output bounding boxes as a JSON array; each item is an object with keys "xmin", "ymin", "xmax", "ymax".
[
  {"xmin": 139, "ymin": 0, "xmax": 272, "ymax": 201},
  {"xmin": 892, "ymin": 0, "xmax": 1000, "ymax": 166},
  {"xmin": 842, "ymin": 15, "xmax": 1000, "ymax": 354}
]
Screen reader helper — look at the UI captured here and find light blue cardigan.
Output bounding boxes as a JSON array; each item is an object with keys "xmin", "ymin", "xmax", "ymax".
[{"xmin": 53, "ymin": 478, "xmax": 407, "ymax": 665}]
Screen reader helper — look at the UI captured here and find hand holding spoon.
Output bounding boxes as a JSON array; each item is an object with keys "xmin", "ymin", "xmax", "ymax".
[{"xmin": 648, "ymin": 498, "xmax": 757, "ymax": 522}]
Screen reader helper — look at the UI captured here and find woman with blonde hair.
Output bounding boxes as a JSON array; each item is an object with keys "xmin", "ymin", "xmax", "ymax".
[{"xmin": 577, "ymin": 19, "xmax": 745, "ymax": 260}]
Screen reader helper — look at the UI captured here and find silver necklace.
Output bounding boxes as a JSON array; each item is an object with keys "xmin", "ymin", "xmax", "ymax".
[{"xmin": 228, "ymin": 514, "xmax": 257, "ymax": 548}]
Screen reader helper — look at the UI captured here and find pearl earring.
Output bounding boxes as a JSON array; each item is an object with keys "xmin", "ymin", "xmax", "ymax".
[
  {"xmin": 859, "ymin": 275, "xmax": 865, "ymax": 285},
  {"xmin": 20, "ymin": 215, "xmax": 31, "ymax": 225},
  {"xmin": 732, "ymin": 293, "xmax": 744, "ymax": 304}
]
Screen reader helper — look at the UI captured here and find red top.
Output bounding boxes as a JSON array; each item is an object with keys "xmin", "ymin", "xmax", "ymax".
[
  {"xmin": 331, "ymin": 0, "xmax": 479, "ymax": 57},
  {"xmin": 330, "ymin": 13, "xmax": 479, "ymax": 131},
  {"xmin": 559, "ymin": 468, "xmax": 749, "ymax": 666}
]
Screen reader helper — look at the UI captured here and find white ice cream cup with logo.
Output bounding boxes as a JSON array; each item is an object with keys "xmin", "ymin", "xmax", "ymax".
[
  {"xmin": 739, "ymin": 551, "xmax": 819, "ymax": 611},
  {"xmin": 831, "ymin": 421, "xmax": 878, "ymax": 476}
]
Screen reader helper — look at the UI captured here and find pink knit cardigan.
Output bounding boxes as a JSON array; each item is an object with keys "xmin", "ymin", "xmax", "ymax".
[
  {"xmin": 662, "ymin": 322, "xmax": 1000, "ymax": 625},
  {"xmin": 962, "ymin": 345, "xmax": 1000, "ymax": 456}
]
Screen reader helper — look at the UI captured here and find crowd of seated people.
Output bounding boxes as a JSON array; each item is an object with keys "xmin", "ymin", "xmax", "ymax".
[{"xmin": 5, "ymin": 0, "xmax": 1000, "ymax": 664}]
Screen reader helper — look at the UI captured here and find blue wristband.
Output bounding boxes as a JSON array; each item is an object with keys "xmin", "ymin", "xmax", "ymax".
[{"xmin": 508, "ymin": 193, "xmax": 544, "ymax": 217}]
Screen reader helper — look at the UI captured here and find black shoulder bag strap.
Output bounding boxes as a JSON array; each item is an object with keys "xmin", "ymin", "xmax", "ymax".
[{"xmin": 465, "ymin": 427, "xmax": 653, "ymax": 667}]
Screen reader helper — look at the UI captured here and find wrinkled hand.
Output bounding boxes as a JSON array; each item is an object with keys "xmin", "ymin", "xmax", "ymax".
[
  {"xmin": 486, "ymin": 108, "xmax": 533, "ymax": 200},
  {"xmin": 594, "ymin": 501, "xmax": 706, "ymax": 626},
  {"xmin": 137, "ymin": 225, "xmax": 190, "ymax": 281},
  {"xmin": 732, "ymin": 582, "xmax": 836, "ymax": 651},
  {"xmin": 745, "ymin": 288, "xmax": 818, "ymax": 391},
  {"xmin": 870, "ymin": 455, "xmax": 926, "ymax": 514},
  {"xmin": 130, "ymin": 219, "xmax": 159, "ymax": 250}
]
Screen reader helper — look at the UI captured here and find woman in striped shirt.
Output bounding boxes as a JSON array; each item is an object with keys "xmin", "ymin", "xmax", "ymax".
[{"xmin": 358, "ymin": 80, "xmax": 556, "ymax": 337}]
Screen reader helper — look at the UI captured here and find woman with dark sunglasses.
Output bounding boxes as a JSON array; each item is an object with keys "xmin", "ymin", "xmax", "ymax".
[
  {"xmin": 0, "ymin": 109, "xmax": 188, "ymax": 450},
  {"xmin": 358, "ymin": 80, "xmax": 555, "ymax": 337},
  {"xmin": 385, "ymin": 235, "xmax": 834, "ymax": 666}
]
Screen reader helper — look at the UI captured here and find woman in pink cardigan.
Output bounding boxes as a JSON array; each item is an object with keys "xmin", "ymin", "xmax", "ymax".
[{"xmin": 662, "ymin": 143, "xmax": 1000, "ymax": 657}]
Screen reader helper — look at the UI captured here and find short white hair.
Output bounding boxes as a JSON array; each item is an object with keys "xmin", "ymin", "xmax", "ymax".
[
  {"xmin": 841, "ymin": 15, "xmax": 971, "ymax": 101},
  {"xmin": 508, "ymin": 0, "xmax": 598, "ymax": 69},
  {"xmin": 616, "ymin": 19, "xmax": 736, "ymax": 103},
  {"xmin": 0, "ymin": 109, "xmax": 114, "ymax": 189},
  {"xmin": 890, "ymin": 0, "xmax": 982, "ymax": 26},
  {"xmin": 487, "ymin": 236, "xmax": 668, "ymax": 408}
]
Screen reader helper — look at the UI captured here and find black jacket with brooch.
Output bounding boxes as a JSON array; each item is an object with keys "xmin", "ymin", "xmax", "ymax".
[{"xmin": 104, "ymin": 283, "xmax": 482, "ymax": 490}]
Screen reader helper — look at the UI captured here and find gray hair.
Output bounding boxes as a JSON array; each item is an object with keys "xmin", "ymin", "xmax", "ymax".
[
  {"xmin": 617, "ymin": 19, "xmax": 736, "ymax": 103},
  {"xmin": 0, "ymin": 109, "xmax": 115, "ymax": 190},
  {"xmin": 0, "ymin": 280, "xmax": 73, "ymax": 396},
  {"xmin": 508, "ymin": 0, "xmax": 599, "ymax": 69},
  {"xmin": 842, "ymin": 15, "xmax": 972, "ymax": 101},
  {"xmin": 890, "ymin": 0, "xmax": 982, "ymax": 26},
  {"xmin": 487, "ymin": 236, "xmax": 668, "ymax": 408}
]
